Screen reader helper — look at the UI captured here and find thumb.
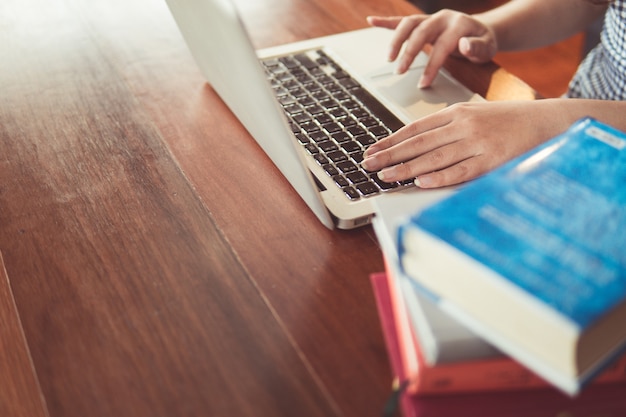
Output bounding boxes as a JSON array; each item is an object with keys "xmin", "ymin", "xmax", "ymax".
[{"xmin": 458, "ymin": 36, "xmax": 496, "ymax": 63}]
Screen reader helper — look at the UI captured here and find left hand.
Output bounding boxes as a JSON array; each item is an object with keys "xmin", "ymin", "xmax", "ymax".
[{"xmin": 361, "ymin": 100, "xmax": 564, "ymax": 188}]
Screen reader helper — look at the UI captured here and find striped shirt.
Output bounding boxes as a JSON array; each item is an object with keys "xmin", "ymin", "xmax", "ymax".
[{"xmin": 567, "ymin": 0, "xmax": 626, "ymax": 100}]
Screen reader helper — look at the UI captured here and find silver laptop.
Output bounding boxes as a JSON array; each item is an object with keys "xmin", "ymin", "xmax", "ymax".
[{"xmin": 165, "ymin": 0, "xmax": 480, "ymax": 229}]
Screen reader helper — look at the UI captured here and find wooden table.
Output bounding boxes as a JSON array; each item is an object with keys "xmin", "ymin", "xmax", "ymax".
[{"xmin": 0, "ymin": 0, "xmax": 536, "ymax": 416}]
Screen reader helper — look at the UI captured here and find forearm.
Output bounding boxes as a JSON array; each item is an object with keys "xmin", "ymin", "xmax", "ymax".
[
  {"xmin": 474, "ymin": 0, "xmax": 607, "ymax": 51},
  {"xmin": 549, "ymin": 98, "xmax": 626, "ymax": 134}
]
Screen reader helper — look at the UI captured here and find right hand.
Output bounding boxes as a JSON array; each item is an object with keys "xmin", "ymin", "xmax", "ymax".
[{"xmin": 367, "ymin": 10, "xmax": 497, "ymax": 88}]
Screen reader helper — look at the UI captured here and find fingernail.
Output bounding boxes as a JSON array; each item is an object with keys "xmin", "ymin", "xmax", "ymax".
[
  {"xmin": 414, "ymin": 175, "xmax": 432, "ymax": 188},
  {"xmin": 363, "ymin": 146, "xmax": 378, "ymax": 158},
  {"xmin": 361, "ymin": 155, "xmax": 377, "ymax": 171},
  {"xmin": 395, "ymin": 61, "xmax": 407, "ymax": 74},
  {"xmin": 459, "ymin": 37, "xmax": 471, "ymax": 55},
  {"xmin": 417, "ymin": 75, "xmax": 429, "ymax": 89},
  {"xmin": 377, "ymin": 167, "xmax": 395, "ymax": 181}
]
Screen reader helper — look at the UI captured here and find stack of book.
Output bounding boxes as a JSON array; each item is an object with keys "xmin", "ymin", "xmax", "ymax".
[{"xmin": 370, "ymin": 118, "xmax": 626, "ymax": 417}]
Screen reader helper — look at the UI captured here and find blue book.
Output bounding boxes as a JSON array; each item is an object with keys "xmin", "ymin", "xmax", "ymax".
[{"xmin": 397, "ymin": 118, "xmax": 626, "ymax": 395}]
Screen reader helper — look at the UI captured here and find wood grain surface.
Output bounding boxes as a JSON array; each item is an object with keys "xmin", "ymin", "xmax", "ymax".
[{"xmin": 0, "ymin": 0, "xmax": 536, "ymax": 416}]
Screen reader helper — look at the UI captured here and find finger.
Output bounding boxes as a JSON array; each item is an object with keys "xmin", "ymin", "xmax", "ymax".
[
  {"xmin": 415, "ymin": 155, "xmax": 490, "ymax": 188},
  {"xmin": 391, "ymin": 15, "xmax": 431, "ymax": 67},
  {"xmin": 418, "ymin": 36, "xmax": 459, "ymax": 87},
  {"xmin": 459, "ymin": 36, "xmax": 496, "ymax": 63},
  {"xmin": 376, "ymin": 138, "xmax": 479, "ymax": 183},
  {"xmin": 362, "ymin": 117, "xmax": 454, "ymax": 172},
  {"xmin": 382, "ymin": 125, "xmax": 461, "ymax": 170},
  {"xmin": 363, "ymin": 124, "xmax": 417, "ymax": 157},
  {"xmin": 366, "ymin": 16, "xmax": 403, "ymax": 30},
  {"xmin": 364, "ymin": 109, "xmax": 453, "ymax": 158},
  {"xmin": 399, "ymin": 9, "xmax": 470, "ymax": 75}
]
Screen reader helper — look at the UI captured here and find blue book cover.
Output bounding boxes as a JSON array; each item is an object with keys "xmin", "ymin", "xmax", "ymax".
[{"xmin": 397, "ymin": 118, "xmax": 626, "ymax": 394}]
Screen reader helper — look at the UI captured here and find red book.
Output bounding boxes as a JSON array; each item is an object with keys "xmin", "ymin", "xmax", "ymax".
[
  {"xmin": 381, "ymin": 263, "xmax": 626, "ymax": 395},
  {"xmin": 371, "ymin": 271, "xmax": 626, "ymax": 417}
]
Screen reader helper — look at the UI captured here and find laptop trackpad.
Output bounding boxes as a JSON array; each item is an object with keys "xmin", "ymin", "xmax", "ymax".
[{"xmin": 367, "ymin": 65, "xmax": 478, "ymax": 122}]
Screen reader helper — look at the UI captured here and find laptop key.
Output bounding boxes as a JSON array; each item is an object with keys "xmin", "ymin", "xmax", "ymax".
[
  {"xmin": 298, "ymin": 96, "xmax": 316, "ymax": 107},
  {"xmin": 361, "ymin": 117, "xmax": 380, "ymax": 127},
  {"xmin": 350, "ymin": 108, "xmax": 370, "ymax": 119},
  {"xmin": 332, "ymin": 91, "xmax": 351, "ymax": 101},
  {"xmin": 288, "ymin": 121, "xmax": 300, "ymax": 134},
  {"xmin": 336, "ymin": 160, "xmax": 358, "ymax": 173},
  {"xmin": 355, "ymin": 134, "xmax": 376, "ymax": 147},
  {"xmin": 319, "ymin": 99, "xmax": 340, "ymax": 109},
  {"xmin": 318, "ymin": 141, "xmax": 338, "ymax": 153},
  {"xmin": 369, "ymin": 125, "xmax": 390, "ymax": 139},
  {"xmin": 322, "ymin": 122, "xmax": 342, "ymax": 134},
  {"xmin": 332, "ymin": 131, "xmax": 351, "ymax": 143},
  {"xmin": 343, "ymin": 186, "xmax": 360, "ymax": 200},
  {"xmin": 326, "ymin": 150, "xmax": 348, "ymax": 163},
  {"xmin": 346, "ymin": 171, "xmax": 368, "ymax": 184},
  {"xmin": 337, "ymin": 116, "xmax": 357, "ymax": 128},
  {"xmin": 293, "ymin": 113, "xmax": 312, "ymax": 124},
  {"xmin": 316, "ymin": 114, "xmax": 333, "ymax": 124},
  {"xmin": 324, "ymin": 165, "xmax": 339, "ymax": 176},
  {"xmin": 339, "ymin": 78, "xmax": 360, "ymax": 90},
  {"xmin": 306, "ymin": 105, "xmax": 325, "ymax": 115},
  {"xmin": 315, "ymin": 75, "xmax": 335, "ymax": 84},
  {"xmin": 356, "ymin": 181, "xmax": 380, "ymax": 196},
  {"xmin": 347, "ymin": 126, "xmax": 366, "ymax": 136},
  {"xmin": 349, "ymin": 152, "xmax": 364, "ymax": 164},
  {"xmin": 290, "ymin": 88, "xmax": 309, "ymax": 98},
  {"xmin": 301, "ymin": 122, "xmax": 321, "ymax": 133},
  {"xmin": 330, "ymin": 108, "xmax": 348, "ymax": 118},
  {"xmin": 314, "ymin": 154, "xmax": 329, "ymax": 165},
  {"xmin": 305, "ymin": 82, "xmax": 324, "ymax": 92},
  {"xmin": 333, "ymin": 175, "xmax": 349, "ymax": 188},
  {"xmin": 284, "ymin": 104, "xmax": 303, "ymax": 115},
  {"xmin": 310, "ymin": 131, "xmax": 329, "ymax": 142},
  {"xmin": 304, "ymin": 144, "xmax": 319, "ymax": 154},
  {"xmin": 279, "ymin": 95, "xmax": 297, "ymax": 105},
  {"xmin": 294, "ymin": 53, "xmax": 319, "ymax": 69},
  {"xmin": 342, "ymin": 99, "xmax": 360, "ymax": 110},
  {"xmin": 279, "ymin": 56, "xmax": 300, "ymax": 69},
  {"xmin": 341, "ymin": 141, "xmax": 361, "ymax": 153}
]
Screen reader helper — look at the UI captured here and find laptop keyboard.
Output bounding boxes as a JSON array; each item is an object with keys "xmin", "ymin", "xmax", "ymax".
[{"xmin": 262, "ymin": 49, "xmax": 414, "ymax": 201}]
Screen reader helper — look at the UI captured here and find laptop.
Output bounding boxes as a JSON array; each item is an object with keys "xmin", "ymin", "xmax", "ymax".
[{"xmin": 164, "ymin": 0, "xmax": 481, "ymax": 229}]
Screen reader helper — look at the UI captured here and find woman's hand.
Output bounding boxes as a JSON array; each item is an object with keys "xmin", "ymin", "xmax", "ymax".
[
  {"xmin": 367, "ymin": 10, "xmax": 497, "ymax": 88},
  {"xmin": 361, "ymin": 100, "xmax": 568, "ymax": 188}
]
